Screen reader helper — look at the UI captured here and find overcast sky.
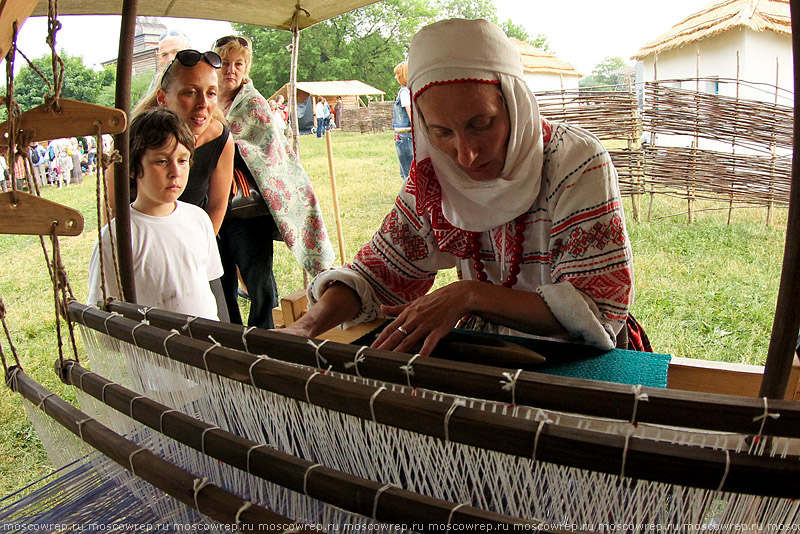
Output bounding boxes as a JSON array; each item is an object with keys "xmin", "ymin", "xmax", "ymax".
[{"xmin": 12, "ymin": 1, "xmax": 706, "ymax": 75}]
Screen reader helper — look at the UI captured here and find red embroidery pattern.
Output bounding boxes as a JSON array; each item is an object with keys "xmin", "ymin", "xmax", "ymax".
[
  {"xmin": 384, "ymin": 211, "xmax": 429, "ymax": 262},
  {"xmin": 565, "ymin": 269, "xmax": 632, "ymax": 317},
  {"xmin": 552, "ymin": 214, "xmax": 626, "ymax": 260},
  {"xmin": 409, "ymin": 158, "xmax": 471, "ymax": 257},
  {"xmin": 354, "ymin": 242, "xmax": 434, "ymax": 303}
]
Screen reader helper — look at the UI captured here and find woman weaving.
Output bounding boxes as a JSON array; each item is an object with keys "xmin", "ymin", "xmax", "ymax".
[{"xmin": 285, "ymin": 18, "xmax": 648, "ymax": 357}]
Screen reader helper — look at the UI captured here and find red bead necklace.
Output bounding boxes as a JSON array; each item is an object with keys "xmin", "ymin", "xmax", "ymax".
[{"xmin": 468, "ymin": 213, "xmax": 526, "ymax": 288}]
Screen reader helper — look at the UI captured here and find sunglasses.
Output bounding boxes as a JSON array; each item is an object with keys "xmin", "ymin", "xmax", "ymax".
[
  {"xmin": 215, "ymin": 36, "xmax": 249, "ymax": 48},
  {"xmin": 161, "ymin": 50, "xmax": 222, "ymax": 87},
  {"xmin": 159, "ymin": 29, "xmax": 186, "ymax": 41}
]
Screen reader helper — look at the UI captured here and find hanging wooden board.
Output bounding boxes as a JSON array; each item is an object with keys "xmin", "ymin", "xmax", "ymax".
[
  {"xmin": 0, "ymin": 99, "xmax": 127, "ymax": 143},
  {"xmin": 0, "ymin": 0, "xmax": 37, "ymax": 60},
  {"xmin": 0, "ymin": 190, "xmax": 84, "ymax": 236}
]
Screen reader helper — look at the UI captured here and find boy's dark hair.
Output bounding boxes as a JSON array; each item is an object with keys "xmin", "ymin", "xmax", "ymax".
[{"xmin": 129, "ymin": 108, "xmax": 194, "ymax": 182}]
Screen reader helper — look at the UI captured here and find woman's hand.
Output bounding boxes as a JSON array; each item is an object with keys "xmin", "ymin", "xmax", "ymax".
[{"xmin": 371, "ymin": 280, "xmax": 478, "ymax": 357}]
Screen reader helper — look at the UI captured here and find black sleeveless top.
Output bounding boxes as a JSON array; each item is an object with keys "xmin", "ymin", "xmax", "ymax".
[{"xmin": 179, "ymin": 125, "xmax": 230, "ymax": 208}]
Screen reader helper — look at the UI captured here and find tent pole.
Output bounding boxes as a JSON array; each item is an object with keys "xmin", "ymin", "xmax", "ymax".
[
  {"xmin": 112, "ymin": 0, "xmax": 137, "ymax": 302},
  {"xmin": 759, "ymin": 0, "xmax": 800, "ymax": 399}
]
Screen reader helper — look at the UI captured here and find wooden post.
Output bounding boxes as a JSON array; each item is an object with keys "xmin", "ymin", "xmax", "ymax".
[
  {"xmin": 325, "ymin": 131, "xmax": 346, "ymax": 265},
  {"xmin": 728, "ymin": 52, "xmax": 740, "ymax": 225},
  {"xmin": 113, "ymin": 0, "xmax": 138, "ymax": 303},
  {"xmin": 768, "ymin": 57, "xmax": 780, "ymax": 227},
  {"xmin": 760, "ymin": 0, "xmax": 800, "ymax": 400}
]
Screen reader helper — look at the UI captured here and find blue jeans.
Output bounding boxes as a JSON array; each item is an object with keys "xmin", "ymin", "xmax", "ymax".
[
  {"xmin": 218, "ymin": 214, "xmax": 279, "ymax": 329},
  {"xmin": 395, "ymin": 132, "xmax": 413, "ymax": 180},
  {"xmin": 316, "ymin": 118, "xmax": 324, "ymax": 138}
]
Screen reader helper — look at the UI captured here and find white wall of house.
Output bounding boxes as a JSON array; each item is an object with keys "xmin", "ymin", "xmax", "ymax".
[
  {"xmin": 523, "ymin": 72, "xmax": 580, "ymax": 92},
  {"xmin": 637, "ymin": 28, "xmax": 792, "ymax": 105}
]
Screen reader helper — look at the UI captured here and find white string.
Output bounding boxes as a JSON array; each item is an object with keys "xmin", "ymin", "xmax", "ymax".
[
  {"xmin": 444, "ymin": 398, "xmax": 466, "ymax": 442},
  {"xmin": 630, "ymin": 384, "xmax": 649, "ymax": 425},
  {"xmin": 248, "ymin": 356, "xmax": 267, "ymax": 388},
  {"xmin": 201, "ymin": 426, "xmax": 219, "ymax": 455},
  {"xmin": 76, "ymin": 418, "xmax": 92, "ymax": 441},
  {"xmin": 80, "ymin": 303, "xmax": 90, "ymax": 325},
  {"xmin": 193, "ymin": 477, "xmax": 212, "ymax": 513},
  {"xmin": 446, "ymin": 503, "xmax": 468, "ymax": 531},
  {"xmin": 130, "ymin": 322, "xmax": 146, "ymax": 346},
  {"xmin": 345, "ymin": 345, "xmax": 368, "ymax": 378},
  {"xmin": 304, "ymin": 368, "xmax": 330, "ymax": 404},
  {"xmin": 5, "ymin": 366, "xmax": 20, "ymax": 391},
  {"xmin": 101, "ymin": 382, "xmax": 113, "ymax": 404},
  {"xmin": 102, "ymin": 311, "xmax": 120, "ymax": 335},
  {"xmin": 246, "ymin": 444, "xmax": 268, "ymax": 474},
  {"xmin": 202, "ymin": 338, "xmax": 222, "ymax": 373},
  {"xmin": 619, "ymin": 425, "xmax": 636, "ymax": 479},
  {"xmin": 303, "ymin": 463, "xmax": 323, "ymax": 496},
  {"xmin": 717, "ymin": 449, "xmax": 731, "ymax": 492},
  {"xmin": 235, "ymin": 501, "xmax": 252, "ymax": 525},
  {"xmin": 160, "ymin": 409, "xmax": 176, "ymax": 434},
  {"xmin": 532, "ymin": 409, "xmax": 553, "ymax": 462},
  {"xmin": 369, "ymin": 386, "xmax": 386, "ymax": 423},
  {"xmin": 307, "ymin": 338, "xmax": 329, "ymax": 368},
  {"xmin": 138, "ymin": 306, "xmax": 155, "ymax": 325},
  {"xmin": 37, "ymin": 392, "xmax": 55, "ymax": 410},
  {"xmin": 128, "ymin": 447, "xmax": 146, "ymax": 478},
  {"xmin": 371, "ymin": 483, "xmax": 394, "ymax": 519},
  {"xmin": 78, "ymin": 369, "xmax": 96, "ymax": 393},
  {"xmin": 500, "ymin": 369, "xmax": 523, "ymax": 405},
  {"xmin": 129, "ymin": 394, "xmax": 145, "ymax": 417},
  {"xmin": 400, "ymin": 354, "xmax": 420, "ymax": 388},
  {"xmin": 182, "ymin": 315, "xmax": 198, "ymax": 336},
  {"xmin": 753, "ymin": 396, "xmax": 780, "ymax": 437},
  {"xmin": 163, "ymin": 329, "xmax": 181, "ymax": 358},
  {"xmin": 242, "ymin": 326, "xmax": 257, "ymax": 353}
]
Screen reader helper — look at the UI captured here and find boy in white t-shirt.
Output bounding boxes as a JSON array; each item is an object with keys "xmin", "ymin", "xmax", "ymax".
[{"xmin": 87, "ymin": 109, "xmax": 223, "ymax": 320}]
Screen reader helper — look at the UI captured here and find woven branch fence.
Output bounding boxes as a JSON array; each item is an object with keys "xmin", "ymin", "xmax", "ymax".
[{"xmin": 338, "ymin": 82, "xmax": 792, "ymax": 220}]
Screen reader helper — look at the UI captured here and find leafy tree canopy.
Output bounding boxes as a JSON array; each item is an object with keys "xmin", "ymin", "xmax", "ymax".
[
  {"xmin": 579, "ymin": 56, "xmax": 629, "ymax": 90},
  {"xmin": 11, "ymin": 51, "xmax": 116, "ymax": 111},
  {"xmin": 235, "ymin": 0, "xmax": 550, "ymax": 99}
]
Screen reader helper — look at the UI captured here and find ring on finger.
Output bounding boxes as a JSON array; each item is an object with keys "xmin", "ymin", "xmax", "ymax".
[{"xmin": 397, "ymin": 326, "xmax": 409, "ymax": 336}]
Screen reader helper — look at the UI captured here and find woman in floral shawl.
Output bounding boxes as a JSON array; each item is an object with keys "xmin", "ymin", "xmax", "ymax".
[{"xmin": 214, "ymin": 35, "xmax": 334, "ymax": 329}]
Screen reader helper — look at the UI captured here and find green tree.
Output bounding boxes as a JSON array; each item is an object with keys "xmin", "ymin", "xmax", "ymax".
[
  {"xmin": 580, "ymin": 56, "xmax": 628, "ymax": 90},
  {"xmin": 500, "ymin": 19, "xmax": 553, "ymax": 52},
  {"xmin": 234, "ymin": 0, "xmax": 436, "ymax": 97},
  {"xmin": 434, "ymin": 0, "xmax": 496, "ymax": 19},
  {"xmin": 11, "ymin": 51, "xmax": 116, "ymax": 111}
]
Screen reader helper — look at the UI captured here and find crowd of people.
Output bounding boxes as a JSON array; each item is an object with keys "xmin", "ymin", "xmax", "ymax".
[
  {"xmin": 87, "ymin": 18, "xmax": 649, "ymax": 359},
  {"xmin": 0, "ymin": 135, "xmax": 106, "ymax": 193}
]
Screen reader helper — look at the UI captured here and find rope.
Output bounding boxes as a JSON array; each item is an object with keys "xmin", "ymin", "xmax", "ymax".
[
  {"xmin": 753, "ymin": 396, "xmax": 781, "ymax": 437},
  {"xmin": 0, "ymin": 298, "xmax": 21, "ymax": 371},
  {"xmin": 531, "ymin": 410, "xmax": 553, "ymax": 462},
  {"xmin": 192, "ymin": 477, "xmax": 212, "ymax": 514},
  {"xmin": 344, "ymin": 345, "xmax": 367, "ymax": 378},
  {"xmin": 302, "ymin": 463, "xmax": 323, "ymax": 496},
  {"xmin": 307, "ymin": 338, "xmax": 329, "ymax": 368},
  {"xmin": 444, "ymin": 398, "xmax": 466, "ymax": 443},
  {"xmin": 242, "ymin": 326, "xmax": 257, "ymax": 353},
  {"xmin": 368, "ymin": 386, "xmax": 386, "ymax": 423},
  {"xmin": 202, "ymin": 338, "xmax": 222, "ymax": 373},
  {"xmin": 371, "ymin": 483, "xmax": 394, "ymax": 520},
  {"xmin": 400, "ymin": 354, "xmax": 420, "ymax": 388},
  {"xmin": 500, "ymin": 369, "xmax": 523, "ymax": 406},
  {"xmin": 630, "ymin": 385, "xmax": 649, "ymax": 426}
]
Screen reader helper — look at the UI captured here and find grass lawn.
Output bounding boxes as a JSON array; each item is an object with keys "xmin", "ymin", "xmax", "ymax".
[{"xmin": 0, "ymin": 130, "xmax": 788, "ymax": 496}]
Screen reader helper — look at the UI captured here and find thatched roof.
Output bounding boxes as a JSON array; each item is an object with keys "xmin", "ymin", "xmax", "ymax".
[
  {"xmin": 632, "ymin": 0, "xmax": 790, "ymax": 60},
  {"xmin": 510, "ymin": 38, "xmax": 583, "ymax": 78}
]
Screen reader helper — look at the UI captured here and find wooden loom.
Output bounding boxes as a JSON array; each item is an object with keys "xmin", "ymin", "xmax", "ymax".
[{"xmin": 2, "ymin": 0, "xmax": 800, "ymax": 529}]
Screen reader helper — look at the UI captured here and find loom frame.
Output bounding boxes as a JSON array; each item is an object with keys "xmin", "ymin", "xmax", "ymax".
[{"xmin": 71, "ymin": 302, "xmax": 800, "ymax": 499}]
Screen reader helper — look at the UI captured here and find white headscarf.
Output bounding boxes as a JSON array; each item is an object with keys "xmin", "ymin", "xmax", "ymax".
[{"xmin": 408, "ymin": 18, "xmax": 543, "ymax": 232}]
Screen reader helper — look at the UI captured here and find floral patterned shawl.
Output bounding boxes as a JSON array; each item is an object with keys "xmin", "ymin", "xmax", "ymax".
[{"xmin": 225, "ymin": 81, "xmax": 334, "ymax": 275}]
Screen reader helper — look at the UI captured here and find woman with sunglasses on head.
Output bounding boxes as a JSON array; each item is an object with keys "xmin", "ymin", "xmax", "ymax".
[
  {"xmin": 134, "ymin": 49, "xmax": 235, "ymax": 320},
  {"xmin": 212, "ymin": 35, "xmax": 334, "ymax": 329}
]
